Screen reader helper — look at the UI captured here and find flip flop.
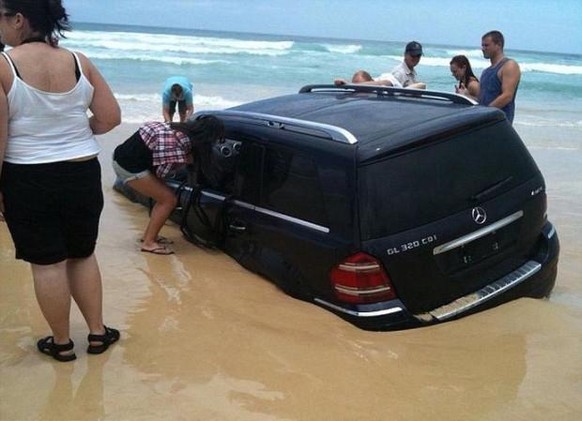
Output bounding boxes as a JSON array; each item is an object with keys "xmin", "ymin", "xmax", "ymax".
[
  {"xmin": 141, "ymin": 246, "xmax": 174, "ymax": 255},
  {"xmin": 139, "ymin": 236, "xmax": 173, "ymax": 245}
]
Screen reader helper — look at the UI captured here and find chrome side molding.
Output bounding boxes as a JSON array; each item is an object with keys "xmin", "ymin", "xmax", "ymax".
[{"xmin": 185, "ymin": 188, "xmax": 330, "ymax": 234}]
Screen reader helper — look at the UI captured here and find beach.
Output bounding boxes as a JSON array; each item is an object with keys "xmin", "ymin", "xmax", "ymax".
[
  {"xmin": 1, "ymin": 120, "xmax": 582, "ymax": 420},
  {"xmin": 2, "ymin": 24, "xmax": 582, "ymax": 421}
]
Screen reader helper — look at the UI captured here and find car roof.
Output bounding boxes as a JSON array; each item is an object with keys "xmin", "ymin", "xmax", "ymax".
[{"xmin": 226, "ymin": 85, "xmax": 506, "ymax": 162}]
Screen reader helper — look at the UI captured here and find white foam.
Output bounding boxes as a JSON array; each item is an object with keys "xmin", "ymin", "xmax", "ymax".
[
  {"xmin": 322, "ymin": 44, "xmax": 362, "ymax": 54},
  {"xmin": 65, "ymin": 31, "xmax": 294, "ymax": 57},
  {"xmin": 521, "ymin": 62, "xmax": 582, "ymax": 75},
  {"xmin": 114, "ymin": 92, "xmax": 242, "ymax": 124},
  {"xmin": 444, "ymin": 48, "xmax": 484, "ymax": 59}
]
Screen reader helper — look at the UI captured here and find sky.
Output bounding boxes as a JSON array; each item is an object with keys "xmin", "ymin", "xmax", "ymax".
[{"xmin": 65, "ymin": 0, "xmax": 582, "ymax": 54}]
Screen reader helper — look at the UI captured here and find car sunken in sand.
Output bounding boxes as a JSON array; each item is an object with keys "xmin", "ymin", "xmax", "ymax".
[{"xmin": 117, "ymin": 85, "xmax": 559, "ymax": 330}]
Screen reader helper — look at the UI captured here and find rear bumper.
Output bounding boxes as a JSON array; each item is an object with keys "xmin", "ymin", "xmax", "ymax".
[{"xmin": 315, "ymin": 221, "xmax": 559, "ymax": 331}]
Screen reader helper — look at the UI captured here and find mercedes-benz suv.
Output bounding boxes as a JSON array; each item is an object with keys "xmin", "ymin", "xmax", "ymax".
[{"xmin": 117, "ymin": 85, "xmax": 559, "ymax": 330}]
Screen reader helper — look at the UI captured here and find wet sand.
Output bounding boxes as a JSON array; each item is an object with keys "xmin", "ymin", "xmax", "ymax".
[{"xmin": 1, "ymin": 124, "xmax": 581, "ymax": 421}]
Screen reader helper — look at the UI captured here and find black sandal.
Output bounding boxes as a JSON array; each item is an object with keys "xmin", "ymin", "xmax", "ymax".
[
  {"xmin": 87, "ymin": 326, "xmax": 120, "ymax": 354},
  {"xmin": 37, "ymin": 336, "xmax": 76, "ymax": 362}
]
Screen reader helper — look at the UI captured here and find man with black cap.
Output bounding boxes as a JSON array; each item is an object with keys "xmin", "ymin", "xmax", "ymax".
[{"xmin": 391, "ymin": 41, "xmax": 425, "ymax": 88}]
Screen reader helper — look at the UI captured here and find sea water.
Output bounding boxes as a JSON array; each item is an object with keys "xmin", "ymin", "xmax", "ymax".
[{"xmin": 59, "ymin": 22, "xmax": 582, "ymax": 148}]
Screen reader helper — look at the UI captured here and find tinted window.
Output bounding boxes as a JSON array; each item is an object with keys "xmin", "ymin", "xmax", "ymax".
[
  {"xmin": 235, "ymin": 142, "xmax": 264, "ymax": 204},
  {"xmin": 359, "ymin": 122, "xmax": 540, "ymax": 239},
  {"xmin": 262, "ymin": 147, "xmax": 327, "ymax": 226}
]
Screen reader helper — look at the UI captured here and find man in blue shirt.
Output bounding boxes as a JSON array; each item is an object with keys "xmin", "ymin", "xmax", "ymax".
[
  {"xmin": 479, "ymin": 31, "xmax": 521, "ymax": 124},
  {"xmin": 162, "ymin": 76, "xmax": 194, "ymax": 123}
]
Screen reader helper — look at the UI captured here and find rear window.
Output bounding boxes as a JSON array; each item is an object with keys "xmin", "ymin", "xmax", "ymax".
[{"xmin": 359, "ymin": 122, "xmax": 540, "ymax": 240}]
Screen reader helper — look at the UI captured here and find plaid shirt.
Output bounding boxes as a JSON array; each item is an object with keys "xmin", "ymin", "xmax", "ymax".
[{"xmin": 139, "ymin": 122, "xmax": 191, "ymax": 178}]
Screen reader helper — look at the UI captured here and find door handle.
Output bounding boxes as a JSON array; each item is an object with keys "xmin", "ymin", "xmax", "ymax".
[{"xmin": 229, "ymin": 221, "xmax": 247, "ymax": 232}]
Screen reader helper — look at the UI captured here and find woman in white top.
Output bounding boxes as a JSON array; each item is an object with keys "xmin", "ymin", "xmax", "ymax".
[{"xmin": 0, "ymin": 0, "xmax": 121, "ymax": 362}]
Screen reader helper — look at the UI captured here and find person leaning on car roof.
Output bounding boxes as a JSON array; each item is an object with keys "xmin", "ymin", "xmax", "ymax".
[
  {"xmin": 391, "ymin": 41, "xmax": 426, "ymax": 89},
  {"xmin": 334, "ymin": 41, "xmax": 427, "ymax": 89}
]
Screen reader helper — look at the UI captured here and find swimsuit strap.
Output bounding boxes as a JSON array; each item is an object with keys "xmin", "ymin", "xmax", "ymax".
[
  {"xmin": 1, "ymin": 51, "xmax": 21, "ymax": 78},
  {"xmin": 71, "ymin": 52, "xmax": 81, "ymax": 81},
  {"xmin": 1, "ymin": 51, "xmax": 81, "ymax": 82}
]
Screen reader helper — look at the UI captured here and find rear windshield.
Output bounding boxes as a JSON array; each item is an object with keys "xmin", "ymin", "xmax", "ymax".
[{"xmin": 358, "ymin": 122, "xmax": 540, "ymax": 240}]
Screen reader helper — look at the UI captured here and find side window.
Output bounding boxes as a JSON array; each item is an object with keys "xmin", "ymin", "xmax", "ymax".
[
  {"xmin": 199, "ymin": 138, "xmax": 241, "ymax": 194},
  {"xmin": 235, "ymin": 142, "xmax": 264, "ymax": 204},
  {"xmin": 262, "ymin": 147, "xmax": 327, "ymax": 226}
]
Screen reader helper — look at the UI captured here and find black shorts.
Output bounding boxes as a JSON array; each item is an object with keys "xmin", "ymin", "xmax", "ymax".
[
  {"xmin": 0, "ymin": 159, "xmax": 104, "ymax": 265},
  {"xmin": 169, "ymin": 99, "xmax": 186, "ymax": 115}
]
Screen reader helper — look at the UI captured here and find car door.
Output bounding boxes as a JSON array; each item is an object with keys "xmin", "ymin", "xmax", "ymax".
[{"xmin": 223, "ymin": 131, "xmax": 342, "ymax": 298}]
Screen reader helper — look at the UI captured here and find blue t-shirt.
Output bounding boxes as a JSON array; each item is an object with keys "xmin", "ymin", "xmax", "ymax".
[{"xmin": 162, "ymin": 76, "xmax": 193, "ymax": 106}]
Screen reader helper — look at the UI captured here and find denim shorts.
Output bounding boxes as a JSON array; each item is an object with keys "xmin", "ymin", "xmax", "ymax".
[{"xmin": 112, "ymin": 159, "xmax": 151, "ymax": 184}]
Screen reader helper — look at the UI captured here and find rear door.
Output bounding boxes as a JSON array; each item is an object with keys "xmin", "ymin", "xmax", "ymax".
[
  {"xmin": 358, "ymin": 121, "xmax": 547, "ymax": 314},
  {"xmin": 222, "ymin": 126, "xmax": 353, "ymax": 297}
]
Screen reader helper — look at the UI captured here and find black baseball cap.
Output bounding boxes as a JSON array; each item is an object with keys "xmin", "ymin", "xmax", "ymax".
[{"xmin": 405, "ymin": 41, "xmax": 423, "ymax": 56}]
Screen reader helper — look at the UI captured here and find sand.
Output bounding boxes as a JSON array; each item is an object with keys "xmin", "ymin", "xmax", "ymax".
[{"xmin": 1, "ymin": 123, "xmax": 581, "ymax": 420}]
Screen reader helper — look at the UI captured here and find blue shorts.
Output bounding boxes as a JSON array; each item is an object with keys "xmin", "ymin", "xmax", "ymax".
[{"xmin": 0, "ymin": 159, "xmax": 104, "ymax": 265}]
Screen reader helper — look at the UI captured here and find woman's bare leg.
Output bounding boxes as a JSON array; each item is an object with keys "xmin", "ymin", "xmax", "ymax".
[
  {"xmin": 127, "ymin": 175, "xmax": 177, "ymax": 250},
  {"xmin": 67, "ymin": 254, "xmax": 105, "ymax": 337},
  {"xmin": 31, "ymin": 261, "xmax": 72, "ymax": 345}
]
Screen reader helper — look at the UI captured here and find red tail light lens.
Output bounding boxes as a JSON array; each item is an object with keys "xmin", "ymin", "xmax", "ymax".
[{"xmin": 330, "ymin": 252, "xmax": 396, "ymax": 304}]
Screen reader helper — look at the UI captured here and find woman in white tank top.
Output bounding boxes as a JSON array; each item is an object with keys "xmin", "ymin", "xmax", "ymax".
[{"xmin": 0, "ymin": 0, "xmax": 121, "ymax": 362}]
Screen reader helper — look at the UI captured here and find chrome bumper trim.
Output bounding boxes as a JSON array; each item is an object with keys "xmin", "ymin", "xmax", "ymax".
[
  {"xmin": 416, "ymin": 260, "xmax": 542, "ymax": 321},
  {"xmin": 314, "ymin": 298, "xmax": 404, "ymax": 318},
  {"xmin": 547, "ymin": 224, "xmax": 556, "ymax": 239}
]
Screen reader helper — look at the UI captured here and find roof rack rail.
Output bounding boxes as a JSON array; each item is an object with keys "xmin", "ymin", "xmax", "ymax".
[
  {"xmin": 299, "ymin": 84, "xmax": 476, "ymax": 105},
  {"xmin": 200, "ymin": 109, "xmax": 358, "ymax": 144}
]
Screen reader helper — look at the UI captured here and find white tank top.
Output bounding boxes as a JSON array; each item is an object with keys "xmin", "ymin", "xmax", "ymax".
[{"xmin": 1, "ymin": 51, "xmax": 100, "ymax": 164}]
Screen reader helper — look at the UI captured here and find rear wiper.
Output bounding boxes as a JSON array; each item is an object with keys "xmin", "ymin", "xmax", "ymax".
[{"xmin": 470, "ymin": 176, "xmax": 513, "ymax": 203}]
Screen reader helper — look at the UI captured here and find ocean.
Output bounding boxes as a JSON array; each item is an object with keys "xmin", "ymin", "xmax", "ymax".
[{"xmin": 59, "ymin": 22, "xmax": 582, "ymax": 148}]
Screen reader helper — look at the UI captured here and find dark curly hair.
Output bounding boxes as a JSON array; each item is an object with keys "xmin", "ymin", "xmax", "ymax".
[
  {"xmin": 0, "ymin": 0, "xmax": 71, "ymax": 46},
  {"xmin": 170, "ymin": 115, "xmax": 225, "ymax": 164}
]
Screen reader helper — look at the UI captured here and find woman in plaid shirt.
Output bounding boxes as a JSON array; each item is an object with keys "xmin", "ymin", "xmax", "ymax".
[{"xmin": 113, "ymin": 116, "xmax": 224, "ymax": 254}]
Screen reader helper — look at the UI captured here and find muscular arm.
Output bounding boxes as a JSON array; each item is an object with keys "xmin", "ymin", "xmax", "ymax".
[{"xmin": 489, "ymin": 60, "xmax": 520, "ymax": 109}]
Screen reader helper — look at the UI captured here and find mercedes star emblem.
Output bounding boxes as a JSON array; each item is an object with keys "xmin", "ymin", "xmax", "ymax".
[{"xmin": 471, "ymin": 207, "xmax": 487, "ymax": 224}]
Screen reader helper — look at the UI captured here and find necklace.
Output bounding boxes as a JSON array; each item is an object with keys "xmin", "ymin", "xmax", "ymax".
[{"xmin": 20, "ymin": 36, "xmax": 46, "ymax": 45}]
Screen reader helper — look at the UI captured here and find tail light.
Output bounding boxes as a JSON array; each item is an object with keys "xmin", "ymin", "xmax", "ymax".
[{"xmin": 330, "ymin": 252, "xmax": 396, "ymax": 304}]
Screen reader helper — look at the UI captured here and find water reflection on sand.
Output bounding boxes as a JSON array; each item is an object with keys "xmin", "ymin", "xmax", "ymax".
[{"xmin": 1, "ymin": 126, "xmax": 581, "ymax": 420}]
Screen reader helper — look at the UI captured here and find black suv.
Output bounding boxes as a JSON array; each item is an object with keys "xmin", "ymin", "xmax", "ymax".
[{"xmin": 118, "ymin": 85, "xmax": 559, "ymax": 330}]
